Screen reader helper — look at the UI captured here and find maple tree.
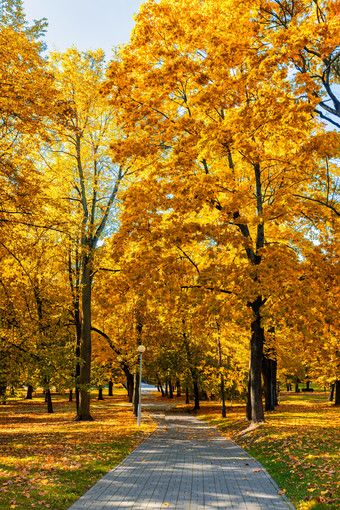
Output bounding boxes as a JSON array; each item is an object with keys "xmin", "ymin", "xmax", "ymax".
[
  {"xmin": 98, "ymin": 228, "xmax": 250, "ymax": 412},
  {"xmin": 0, "ymin": 0, "xmax": 57, "ymax": 225},
  {"xmin": 46, "ymin": 48, "xmax": 134, "ymax": 420},
  {"xmin": 0, "ymin": 222, "xmax": 74, "ymax": 411},
  {"xmin": 256, "ymin": 1, "xmax": 340, "ymax": 404},
  {"xmin": 0, "ymin": 1, "xmax": 67, "ymax": 405},
  {"xmin": 103, "ymin": 0, "xmax": 339, "ymax": 423}
]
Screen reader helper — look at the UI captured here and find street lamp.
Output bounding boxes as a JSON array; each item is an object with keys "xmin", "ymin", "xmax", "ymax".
[{"xmin": 137, "ymin": 345, "xmax": 145, "ymax": 426}]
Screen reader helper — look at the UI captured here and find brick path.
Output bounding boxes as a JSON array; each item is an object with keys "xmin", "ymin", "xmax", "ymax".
[{"xmin": 67, "ymin": 402, "xmax": 295, "ymax": 510}]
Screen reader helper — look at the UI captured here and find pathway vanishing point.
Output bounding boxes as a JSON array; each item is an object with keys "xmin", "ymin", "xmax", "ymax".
[{"xmin": 68, "ymin": 396, "xmax": 296, "ymax": 510}]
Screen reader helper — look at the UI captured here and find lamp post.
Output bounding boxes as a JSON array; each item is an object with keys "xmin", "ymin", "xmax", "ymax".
[{"xmin": 137, "ymin": 345, "xmax": 145, "ymax": 426}]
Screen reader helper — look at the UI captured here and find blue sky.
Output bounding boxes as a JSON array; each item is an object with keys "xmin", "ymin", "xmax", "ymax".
[{"xmin": 23, "ymin": 0, "xmax": 144, "ymax": 58}]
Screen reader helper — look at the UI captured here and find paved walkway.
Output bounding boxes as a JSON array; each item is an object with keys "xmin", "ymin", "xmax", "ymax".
[{"xmin": 68, "ymin": 402, "xmax": 295, "ymax": 510}]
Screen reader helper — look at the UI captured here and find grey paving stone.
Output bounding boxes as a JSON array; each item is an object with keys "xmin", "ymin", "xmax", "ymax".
[{"xmin": 68, "ymin": 405, "xmax": 296, "ymax": 510}]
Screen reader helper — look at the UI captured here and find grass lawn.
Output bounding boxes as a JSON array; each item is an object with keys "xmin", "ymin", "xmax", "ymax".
[
  {"xmin": 0, "ymin": 388, "xmax": 156, "ymax": 510},
  {"xmin": 193, "ymin": 391, "xmax": 340, "ymax": 510}
]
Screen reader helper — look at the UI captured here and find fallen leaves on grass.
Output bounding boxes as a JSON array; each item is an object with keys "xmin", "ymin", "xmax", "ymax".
[
  {"xmin": 0, "ymin": 391, "xmax": 156, "ymax": 510},
  {"xmin": 199, "ymin": 393, "xmax": 340, "ymax": 510}
]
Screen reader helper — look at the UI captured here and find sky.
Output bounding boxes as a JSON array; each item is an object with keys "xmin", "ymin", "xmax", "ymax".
[{"xmin": 23, "ymin": 0, "xmax": 144, "ymax": 58}]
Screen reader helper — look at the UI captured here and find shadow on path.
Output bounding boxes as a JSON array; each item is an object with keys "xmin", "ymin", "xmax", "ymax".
[{"xmin": 68, "ymin": 393, "xmax": 295, "ymax": 510}]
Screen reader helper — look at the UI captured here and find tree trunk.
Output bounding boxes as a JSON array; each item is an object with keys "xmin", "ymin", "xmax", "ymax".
[
  {"xmin": 165, "ymin": 381, "xmax": 168, "ymax": 397},
  {"xmin": 157, "ymin": 377, "xmax": 165, "ymax": 397},
  {"xmin": 126, "ymin": 373, "xmax": 134, "ymax": 403},
  {"xmin": 334, "ymin": 380, "xmax": 340, "ymax": 406},
  {"xmin": 25, "ymin": 384, "xmax": 33, "ymax": 400},
  {"xmin": 262, "ymin": 353, "xmax": 277, "ymax": 411},
  {"xmin": 77, "ymin": 261, "xmax": 93, "ymax": 421},
  {"xmin": 246, "ymin": 367, "xmax": 252, "ymax": 420},
  {"xmin": 133, "ymin": 367, "xmax": 139, "ymax": 417},
  {"xmin": 168, "ymin": 379, "xmax": 173, "ymax": 398},
  {"xmin": 108, "ymin": 380, "xmax": 113, "ymax": 396},
  {"xmin": 98, "ymin": 386, "xmax": 104, "ymax": 400},
  {"xmin": 75, "ymin": 313, "xmax": 81, "ymax": 414},
  {"xmin": 185, "ymin": 386, "xmax": 190, "ymax": 404},
  {"xmin": 328, "ymin": 383, "xmax": 335, "ymax": 402},
  {"xmin": 218, "ymin": 339, "xmax": 226, "ymax": 418},
  {"xmin": 275, "ymin": 379, "xmax": 279, "ymax": 406},
  {"xmin": 122, "ymin": 365, "xmax": 134, "ymax": 402},
  {"xmin": 248, "ymin": 296, "xmax": 265, "ymax": 423},
  {"xmin": 69, "ymin": 389, "xmax": 73, "ymax": 402},
  {"xmin": 0, "ymin": 383, "xmax": 6, "ymax": 404},
  {"xmin": 295, "ymin": 380, "xmax": 300, "ymax": 393},
  {"xmin": 68, "ymin": 246, "xmax": 82, "ymax": 415},
  {"xmin": 45, "ymin": 388, "xmax": 53, "ymax": 414},
  {"xmin": 193, "ymin": 380, "xmax": 200, "ymax": 410},
  {"xmin": 176, "ymin": 380, "xmax": 181, "ymax": 397}
]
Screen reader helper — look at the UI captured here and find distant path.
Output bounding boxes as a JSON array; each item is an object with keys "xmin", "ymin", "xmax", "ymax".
[{"xmin": 68, "ymin": 393, "xmax": 295, "ymax": 510}]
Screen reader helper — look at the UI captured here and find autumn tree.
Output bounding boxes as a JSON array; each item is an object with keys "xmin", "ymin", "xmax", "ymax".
[
  {"xmin": 257, "ymin": 0, "xmax": 340, "ymax": 399},
  {"xmin": 99, "ymin": 228, "xmax": 249, "ymax": 413},
  {"xmin": 47, "ymin": 49, "xmax": 133, "ymax": 420},
  {"xmin": 0, "ymin": 0, "xmax": 56, "ymax": 224},
  {"xmin": 0, "ymin": 0, "xmax": 65, "ymax": 403},
  {"xmin": 0, "ymin": 224, "xmax": 74, "ymax": 410},
  {"xmin": 103, "ymin": 0, "xmax": 338, "ymax": 424}
]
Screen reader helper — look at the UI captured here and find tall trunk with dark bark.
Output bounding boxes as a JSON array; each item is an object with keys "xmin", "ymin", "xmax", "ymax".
[
  {"xmin": 75, "ymin": 311, "xmax": 81, "ymax": 414},
  {"xmin": 159, "ymin": 383, "xmax": 165, "ymax": 397},
  {"xmin": 0, "ymin": 383, "xmax": 6, "ymax": 404},
  {"xmin": 157, "ymin": 375, "xmax": 164, "ymax": 396},
  {"xmin": 235, "ymin": 163, "xmax": 266, "ymax": 424},
  {"xmin": 334, "ymin": 380, "xmax": 340, "ymax": 406},
  {"xmin": 262, "ymin": 352, "xmax": 277, "ymax": 411},
  {"xmin": 246, "ymin": 366, "xmax": 252, "ymax": 420},
  {"xmin": 158, "ymin": 381, "xmax": 165, "ymax": 397},
  {"xmin": 169, "ymin": 379, "xmax": 173, "ymax": 398},
  {"xmin": 68, "ymin": 245, "xmax": 82, "ymax": 415},
  {"xmin": 193, "ymin": 380, "xmax": 200, "ymax": 411},
  {"xmin": 123, "ymin": 367, "xmax": 134, "ymax": 402},
  {"xmin": 328, "ymin": 383, "xmax": 335, "ymax": 402},
  {"xmin": 133, "ymin": 367, "xmax": 139, "ymax": 416},
  {"xmin": 25, "ymin": 384, "xmax": 33, "ymax": 400},
  {"xmin": 218, "ymin": 339, "xmax": 226, "ymax": 418},
  {"xmin": 72, "ymin": 122, "xmax": 124, "ymax": 422},
  {"xmin": 77, "ymin": 260, "xmax": 93, "ymax": 421},
  {"xmin": 248, "ymin": 296, "xmax": 265, "ymax": 423},
  {"xmin": 176, "ymin": 380, "xmax": 181, "ymax": 397},
  {"xmin": 295, "ymin": 380, "xmax": 300, "ymax": 393},
  {"xmin": 108, "ymin": 380, "xmax": 113, "ymax": 396},
  {"xmin": 45, "ymin": 387, "xmax": 53, "ymax": 414},
  {"xmin": 98, "ymin": 386, "xmax": 104, "ymax": 400}
]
